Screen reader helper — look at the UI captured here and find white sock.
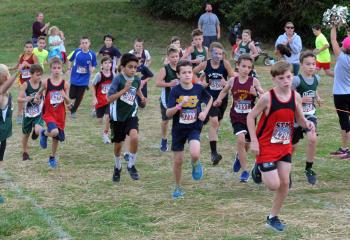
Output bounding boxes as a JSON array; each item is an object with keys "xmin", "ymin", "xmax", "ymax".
[
  {"xmin": 269, "ymin": 214, "xmax": 275, "ymax": 219},
  {"xmin": 128, "ymin": 153, "xmax": 136, "ymax": 168},
  {"xmin": 115, "ymin": 156, "xmax": 122, "ymax": 170}
]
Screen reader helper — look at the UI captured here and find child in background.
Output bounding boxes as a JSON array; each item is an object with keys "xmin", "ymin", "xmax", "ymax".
[
  {"xmin": 59, "ymin": 31, "xmax": 67, "ymax": 63},
  {"xmin": 135, "ymin": 52, "xmax": 153, "ymax": 109},
  {"xmin": 48, "ymin": 26, "xmax": 63, "ymax": 61},
  {"xmin": 18, "ymin": 64, "xmax": 45, "ymax": 161},
  {"xmin": 182, "ymin": 29, "xmax": 208, "ymax": 69},
  {"xmin": 33, "ymin": 37, "xmax": 48, "ymax": 69},
  {"xmin": 98, "ymin": 34, "xmax": 122, "ymax": 73},
  {"xmin": 92, "ymin": 56, "xmax": 114, "ymax": 144},
  {"xmin": 129, "ymin": 38, "xmax": 151, "ymax": 67},
  {"xmin": 164, "ymin": 36, "xmax": 184, "ymax": 64},
  {"xmin": 312, "ymin": 24, "xmax": 333, "ymax": 77}
]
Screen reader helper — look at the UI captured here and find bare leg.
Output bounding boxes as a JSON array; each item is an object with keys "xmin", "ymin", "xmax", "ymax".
[{"xmin": 173, "ymin": 151, "xmax": 184, "ymax": 186}]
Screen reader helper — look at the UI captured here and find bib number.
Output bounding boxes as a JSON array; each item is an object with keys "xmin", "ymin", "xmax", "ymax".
[
  {"xmin": 50, "ymin": 91, "xmax": 64, "ymax": 105},
  {"xmin": 179, "ymin": 108, "xmax": 197, "ymax": 124},
  {"xmin": 302, "ymin": 103, "xmax": 315, "ymax": 115},
  {"xmin": 21, "ymin": 69, "xmax": 30, "ymax": 79},
  {"xmin": 234, "ymin": 100, "xmax": 252, "ymax": 114},
  {"xmin": 209, "ymin": 79, "xmax": 223, "ymax": 91},
  {"xmin": 77, "ymin": 66, "xmax": 87, "ymax": 74},
  {"xmin": 271, "ymin": 122, "xmax": 291, "ymax": 144},
  {"xmin": 25, "ymin": 103, "xmax": 42, "ymax": 118},
  {"xmin": 101, "ymin": 83, "xmax": 111, "ymax": 94},
  {"xmin": 120, "ymin": 87, "xmax": 136, "ymax": 105}
]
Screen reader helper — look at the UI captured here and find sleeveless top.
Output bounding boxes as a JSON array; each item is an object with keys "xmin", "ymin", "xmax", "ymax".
[
  {"xmin": 42, "ymin": 79, "xmax": 66, "ymax": 130},
  {"xmin": 296, "ymin": 74, "xmax": 318, "ymax": 116},
  {"xmin": 234, "ymin": 41, "xmax": 251, "ymax": 61},
  {"xmin": 204, "ymin": 60, "xmax": 228, "ymax": 101},
  {"xmin": 24, "ymin": 80, "xmax": 43, "ymax": 118},
  {"xmin": 191, "ymin": 46, "xmax": 207, "ymax": 67},
  {"xmin": 19, "ymin": 54, "xmax": 35, "ymax": 84},
  {"xmin": 160, "ymin": 64, "xmax": 177, "ymax": 108},
  {"xmin": 0, "ymin": 94, "xmax": 12, "ymax": 141},
  {"xmin": 230, "ymin": 76, "xmax": 255, "ymax": 124},
  {"xmin": 95, "ymin": 71, "xmax": 113, "ymax": 109},
  {"xmin": 256, "ymin": 89, "xmax": 296, "ymax": 163}
]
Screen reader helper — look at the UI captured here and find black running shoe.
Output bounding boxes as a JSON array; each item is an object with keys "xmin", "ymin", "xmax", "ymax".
[
  {"xmin": 211, "ymin": 152, "xmax": 222, "ymax": 166},
  {"xmin": 266, "ymin": 216, "xmax": 286, "ymax": 232},
  {"xmin": 112, "ymin": 167, "xmax": 122, "ymax": 182},
  {"xmin": 251, "ymin": 164, "xmax": 262, "ymax": 184},
  {"xmin": 31, "ymin": 129, "xmax": 38, "ymax": 140},
  {"xmin": 22, "ymin": 152, "xmax": 30, "ymax": 161},
  {"xmin": 305, "ymin": 169, "xmax": 317, "ymax": 185},
  {"xmin": 127, "ymin": 165, "xmax": 140, "ymax": 180}
]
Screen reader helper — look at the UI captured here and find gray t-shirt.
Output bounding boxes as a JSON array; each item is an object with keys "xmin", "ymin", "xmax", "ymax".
[
  {"xmin": 334, "ymin": 52, "xmax": 350, "ymax": 95},
  {"xmin": 198, "ymin": 13, "xmax": 220, "ymax": 37},
  {"xmin": 292, "ymin": 74, "xmax": 320, "ymax": 90}
]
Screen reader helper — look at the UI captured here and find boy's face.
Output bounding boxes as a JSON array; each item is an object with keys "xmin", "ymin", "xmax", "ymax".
[
  {"xmin": 177, "ymin": 65, "xmax": 193, "ymax": 84},
  {"xmin": 312, "ymin": 28, "xmax": 320, "ymax": 36},
  {"xmin": 211, "ymin": 47, "xmax": 223, "ymax": 62},
  {"xmin": 38, "ymin": 40, "xmax": 46, "ymax": 49},
  {"xmin": 301, "ymin": 56, "xmax": 316, "ymax": 76},
  {"xmin": 122, "ymin": 61, "xmax": 138, "ymax": 77},
  {"xmin": 104, "ymin": 37, "xmax": 113, "ymax": 47},
  {"xmin": 237, "ymin": 59, "xmax": 253, "ymax": 77},
  {"xmin": 51, "ymin": 63, "xmax": 62, "ymax": 77},
  {"xmin": 273, "ymin": 70, "xmax": 293, "ymax": 89},
  {"xmin": 102, "ymin": 60, "xmax": 112, "ymax": 71},
  {"xmin": 24, "ymin": 44, "xmax": 33, "ymax": 54},
  {"xmin": 31, "ymin": 71, "xmax": 42, "ymax": 81},
  {"xmin": 242, "ymin": 32, "xmax": 250, "ymax": 42},
  {"xmin": 134, "ymin": 41, "xmax": 143, "ymax": 53},
  {"xmin": 172, "ymin": 40, "xmax": 181, "ymax": 49},
  {"xmin": 192, "ymin": 35, "xmax": 203, "ymax": 47},
  {"xmin": 168, "ymin": 52, "xmax": 179, "ymax": 66},
  {"xmin": 80, "ymin": 39, "xmax": 90, "ymax": 51}
]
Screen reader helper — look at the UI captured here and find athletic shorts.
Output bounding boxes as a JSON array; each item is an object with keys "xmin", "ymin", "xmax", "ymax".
[
  {"xmin": 316, "ymin": 61, "xmax": 331, "ymax": 71},
  {"xmin": 160, "ymin": 102, "xmax": 171, "ymax": 121},
  {"xmin": 205, "ymin": 97, "xmax": 228, "ymax": 124},
  {"xmin": 47, "ymin": 122, "xmax": 65, "ymax": 142},
  {"xmin": 292, "ymin": 116, "xmax": 317, "ymax": 145},
  {"xmin": 96, "ymin": 104, "xmax": 109, "ymax": 118},
  {"xmin": 232, "ymin": 122, "xmax": 251, "ymax": 142},
  {"xmin": 334, "ymin": 94, "xmax": 350, "ymax": 132},
  {"xmin": 22, "ymin": 116, "xmax": 44, "ymax": 134},
  {"xmin": 110, "ymin": 117, "xmax": 138, "ymax": 143},
  {"xmin": 69, "ymin": 84, "xmax": 87, "ymax": 100},
  {"xmin": 257, "ymin": 154, "xmax": 291, "ymax": 172},
  {"xmin": 171, "ymin": 128, "xmax": 201, "ymax": 152}
]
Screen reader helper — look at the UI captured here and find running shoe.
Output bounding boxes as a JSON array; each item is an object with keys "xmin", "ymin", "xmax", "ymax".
[
  {"xmin": 240, "ymin": 170, "xmax": 249, "ymax": 182},
  {"xmin": 102, "ymin": 133, "xmax": 111, "ymax": 144},
  {"xmin": 31, "ymin": 129, "xmax": 38, "ymax": 140},
  {"xmin": 127, "ymin": 165, "xmax": 140, "ymax": 180},
  {"xmin": 39, "ymin": 129, "xmax": 48, "ymax": 149},
  {"xmin": 305, "ymin": 168, "xmax": 317, "ymax": 185},
  {"xmin": 192, "ymin": 161, "xmax": 203, "ymax": 180},
  {"xmin": 211, "ymin": 152, "xmax": 222, "ymax": 166},
  {"xmin": 22, "ymin": 152, "xmax": 30, "ymax": 161},
  {"xmin": 330, "ymin": 147, "xmax": 349, "ymax": 157},
  {"xmin": 172, "ymin": 186, "xmax": 184, "ymax": 200},
  {"xmin": 160, "ymin": 139, "xmax": 168, "ymax": 152},
  {"xmin": 266, "ymin": 216, "xmax": 286, "ymax": 232},
  {"xmin": 112, "ymin": 167, "xmax": 122, "ymax": 182},
  {"xmin": 233, "ymin": 153, "xmax": 241, "ymax": 173},
  {"xmin": 48, "ymin": 157, "xmax": 57, "ymax": 169}
]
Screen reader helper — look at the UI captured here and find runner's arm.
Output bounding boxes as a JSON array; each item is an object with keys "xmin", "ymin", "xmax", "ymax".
[
  {"xmin": 155, "ymin": 67, "xmax": 175, "ymax": 87},
  {"xmin": 0, "ymin": 71, "xmax": 18, "ymax": 94},
  {"xmin": 18, "ymin": 82, "xmax": 30, "ymax": 103}
]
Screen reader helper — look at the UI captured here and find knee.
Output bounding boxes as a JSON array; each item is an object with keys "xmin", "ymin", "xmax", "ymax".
[
  {"xmin": 190, "ymin": 151, "xmax": 200, "ymax": 161},
  {"xmin": 267, "ymin": 182, "xmax": 280, "ymax": 191},
  {"xmin": 174, "ymin": 156, "xmax": 183, "ymax": 166},
  {"xmin": 210, "ymin": 118, "xmax": 219, "ymax": 128},
  {"xmin": 308, "ymin": 135, "xmax": 317, "ymax": 146},
  {"xmin": 279, "ymin": 179, "xmax": 290, "ymax": 190},
  {"xmin": 237, "ymin": 136, "xmax": 246, "ymax": 148},
  {"xmin": 50, "ymin": 129, "xmax": 59, "ymax": 137}
]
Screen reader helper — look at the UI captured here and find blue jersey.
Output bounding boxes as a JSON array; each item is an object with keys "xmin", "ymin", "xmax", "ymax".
[
  {"xmin": 168, "ymin": 83, "xmax": 211, "ymax": 130},
  {"xmin": 69, "ymin": 48, "xmax": 97, "ymax": 86}
]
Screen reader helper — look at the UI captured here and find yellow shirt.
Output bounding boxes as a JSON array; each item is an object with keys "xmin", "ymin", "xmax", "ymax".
[
  {"xmin": 315, "ymin": 33, "xmax": 331, "ymax": 63},
  {"xmin": 33, "ymin": 48, "xmax": 48, "ymax": 68}
]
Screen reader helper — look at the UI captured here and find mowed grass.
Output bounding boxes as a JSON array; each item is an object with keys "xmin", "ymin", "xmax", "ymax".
[{"xmin": 1, "ymin": 0, "xmax": 350, "ymax": 239}]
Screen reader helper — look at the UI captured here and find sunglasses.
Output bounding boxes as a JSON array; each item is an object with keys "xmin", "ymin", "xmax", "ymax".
[{"xmin": 285, "ymin": 26, "xmax": 294, "ymax": 29}]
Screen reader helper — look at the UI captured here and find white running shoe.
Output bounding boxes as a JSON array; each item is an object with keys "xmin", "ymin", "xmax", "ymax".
[{"xmin": 102, "ymin": 133, "xmax": 111, "ymax": 144}]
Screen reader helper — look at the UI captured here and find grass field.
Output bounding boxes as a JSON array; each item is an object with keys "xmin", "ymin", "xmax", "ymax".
[{"xmin": 1, "ymin": 0, "xmax": 350, "ymax": 239}]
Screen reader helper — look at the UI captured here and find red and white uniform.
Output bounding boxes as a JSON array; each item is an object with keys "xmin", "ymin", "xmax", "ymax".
[
  {"xmin": 95, "ymin": 71, "xmax": 113, "ymax": 109},
  {"xmin": 19, "ymin": 54, "xmax": 35, "ymax": 85}
]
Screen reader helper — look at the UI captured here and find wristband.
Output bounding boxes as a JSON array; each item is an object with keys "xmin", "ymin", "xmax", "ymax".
[{"xmin": 176, "ymin": 104, "xmax": 182, "ymax": 110}]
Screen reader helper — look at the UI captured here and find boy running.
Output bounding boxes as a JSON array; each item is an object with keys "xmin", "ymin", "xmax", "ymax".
[
  {"xmin": 194, "ymin": 42, "xmax": 235, "ymax": 165},
  {"xmin": 18, "ymin": 64, "xmax": 45, "ymax": 161},
  {"xmin": 129, "ymin": 38, "xmax": 151, "ymax": 67},
  {"xmin": 166, "ymin": 60, "xmax": 213, "ymax": 199},
  {"xmin": 155, "ymin": 46, "xmax": 180, "ymax": 152},
  {"xmin": 214, "ymin": 54, "xmax": 263, "ymax": 181},
  {"xmin": 33, "ymin": 37, "xmax": 48, "ymax": 69},
  {"xmin": 292, "ymin": 51, "xmax": 321, "ymax": 185},
  {"xmin": 247, "ymin": 61, "xmax": 314, "ymax": 231},
  {"xmin": 107, "ymin": 53, "xmax": 146, "ymax": 182},
  {"xmin": 312, "ymin": 24, "xmax": 333, "ymax": 77},
  {"xmin": 182, "ymin": 29, "xmax": 208, "ymax": 69},
  {"xmin": 98, "ymin": 34, "xmax": 122, "ymax": 73},
  {"xmin": 92, "ymin": 56, "xmax": 114, "ymax": 144},
  {"xmin": 36, "ymin": 59, "xmax": 70, "ymax": 168}
]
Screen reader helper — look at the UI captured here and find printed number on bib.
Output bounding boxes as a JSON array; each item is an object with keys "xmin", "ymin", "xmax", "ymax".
[
  {"xmin": 302, "ymin": 103, "xmax": 315, "ymax": 115},
  {"xmin": 179, "ymin": 108, "xmax": 197, "ymax": 124},
  {"xmin": 50, "ymin": 91, "xmax": 64, "ymax": 105},
  {"xmin": 101, "ymin": 83, "xmax": 111, "ymax": 94},
  {"xmin": 21, "ymin": 69, "xmax": 30, "ymax": 79},
  {"xmin": 77, "ymin": 66, "xmax": 87, "ymax": 74},
  {"xmin": 234, "ymin": 100, "xmax": 252, "ymax": 113},
  {"xmin": 120, "ymin": 87, "xmax": 136, "ymax": 105},
  {"xmin": 25, "ymin": 104, "xmax": 41, "ymax": 118},
  {"xmin": 271, "ymin": 122, "xmax": 291, "ymax": 144},
  {"xmin": 209, "ymin": 79, "xmax": 223, "ymax": 91}
]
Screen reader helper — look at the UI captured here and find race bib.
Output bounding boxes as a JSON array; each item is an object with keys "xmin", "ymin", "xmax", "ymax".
[
  {"xmin": 120, "ymin": 86, "xmax": 136, "ymax": 105},
  {"xmin": 302, "ymin": 103, "xmax": 315, "ymax": 115},
  {"xmin": 209, "ymin": 79, "xmax": 223, "ymax": 91},
  {"xmin": 77, "ymin": 66, "xmax": 87, "ymax": 74},
  {"xmin": 25, "ymin": 103, "xmax": 42, "ymax": 118},
  {"xmin": 234, "ymin": 100, "xmax": 252, "ymax": 114},
  {"xmin": 179, "ymin": 108, "xmax": 197, "ymax": 124},
  {"xmin": 50, "ymin": 91, "xmax": 64, "ymax": 105},
  {"xmin": 271, "ymin": 122, "xmax": 291, "ymax": 144},
  {"xmin": 21, "ymin": 69, "xmax": 30, "ymax": 79},
  {"xmin": 101, "ymin": 83, "xmax": 111, "ymax": 94},
  {"xmin": 196, "ymin": 55, "xmax": 205, "ymax": 62}
]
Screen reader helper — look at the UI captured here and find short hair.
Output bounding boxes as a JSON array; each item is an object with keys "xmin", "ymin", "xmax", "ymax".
[
  {"xmin": 100, "ymin": 56, "xmax": 112, "ymax": 64},
  {"xmin": 134, "ymin": 38, "xmax": 144, "ymax": 43},
  {"xmin": 80, "ymin": 36, "xmax": 90, "ymax": 41},
  {"xmin": 270, "ymin": 61, "xmax": 291, "ymax": 77},
  {"xmin": 209, "ymin": 42, "xmax": 224, "ymax": 53},
  {"xmin": 49, "ymin": 58, "xmax": 63, "ymax": 68},
  {"xmin": 191, "ymin": 29, "xmax": 203, "ymax": 38},
  {"xmin": 120, "ymin": 53, "xmax": 138, "ymax": 67},
  {"xmin": 237, "ymin": 54, "xmax": 253, "ymax": 65},
  {"xmin": 242, "ymin": 29, "xmax": 252, "ymax": 36},
  {"xmin": 176, "ymin": 60, "xmax": 192, "ymax": 73},
  {"xmin": 312, "ymin": 24, "xmax": 322, "ymax": 30},
  {"xmin": 299, "ymin": 51, "xmax": 316, "ymax": 63},
  {"xmin": 103, "ymin": 34, "xmax": 114, "ymax": 41},
  {"xmin": 36, "ymin": 12, "xmax": 43, "ymax": 17},
  {"xmin": 167, "ymin": 45, "xmax": 179, "ymax": 56},
  {"xmin": 24, "ymin": 41, "xmax": 33, "ymax": 46},
  {"xmin": 38, "ymin": 36, "xmax": 46, "ymax": 41},
  {"xmin": 171, "ymin": 36, "xmax": 181, "ymax": 44},
  {"xmin": 30, "ymin": 64, "xmax": 43, "ymax": 74},
  {"xmin": 285, "ymin": 21, "xmax": 294, "ymax": 27}
]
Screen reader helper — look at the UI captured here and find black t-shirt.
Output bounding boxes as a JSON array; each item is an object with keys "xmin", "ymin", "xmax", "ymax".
[
  {"xmin": 32, "ymin": 21, "xmax": 46, "ymax": 38},
  {"xmin": 99, "ymin": 45, "xmax": 122, "ymax": 60}
]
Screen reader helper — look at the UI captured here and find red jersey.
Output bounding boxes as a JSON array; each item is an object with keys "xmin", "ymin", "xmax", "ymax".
[
  {"xmin": 42, "ymin": 78, "xmax": 66, "ymax": 130},
  {"xmin": 95, "ymin": 71, "xmax": 113, "ymax": 109},
  {"xmin": 256, "ymin": 89, "xmax": 296, "ymax": 164},
  {"xmin": 19, "ymin": 54, "xmax": 35, "ymax": 84},
  {"xmin": 230, "ymin": 76, "xmax": 256, "ymax": 124}
]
